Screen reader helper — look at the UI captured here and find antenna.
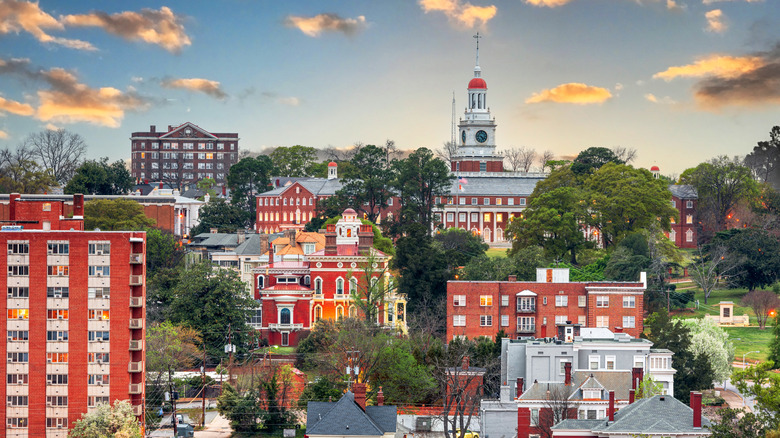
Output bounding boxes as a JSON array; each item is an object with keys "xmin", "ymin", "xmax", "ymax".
[
  {"xmin": 473, "ymin": 32, "xmax": 482, "ymax": 67},
  {"xmin": 451, "ymin": 92, "xmax": 456, "ymax": 148}
]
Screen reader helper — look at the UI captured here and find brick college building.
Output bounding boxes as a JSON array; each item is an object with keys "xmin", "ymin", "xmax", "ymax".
[
  {"xmin": 130, "ymin": 122, "xmax": 239, "ymax": 191},
  {"xmin": 1, "ymin": 194, "xmax": 146, "ymax": 436},
  {"xmin": 254, "ymin": 209, "xmax": 407, "ymax": 347},
  {"xmin": 447, "ymin": 268, "xmax": 645, "ymax": 341}
]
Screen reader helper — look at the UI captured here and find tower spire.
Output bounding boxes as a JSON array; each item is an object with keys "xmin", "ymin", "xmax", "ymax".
[{"xmin": 473, "ymin": 32, "xmax": 482, "ymax": 77}]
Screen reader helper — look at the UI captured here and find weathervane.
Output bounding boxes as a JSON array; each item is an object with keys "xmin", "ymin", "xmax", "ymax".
[{"xmin": 473, "ymin": 32, "xmax": 482, "ymax": 66}]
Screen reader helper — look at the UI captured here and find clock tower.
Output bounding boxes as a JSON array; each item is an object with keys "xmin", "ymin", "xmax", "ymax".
[{"xmin": 452, "ymin": 33, "xmax": 504, "ymax": 173}]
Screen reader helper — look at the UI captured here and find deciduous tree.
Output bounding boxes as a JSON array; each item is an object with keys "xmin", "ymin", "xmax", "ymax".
[
  {"xmin": 190, "ymin": 198, "xmax": 246, "ymax": 235},
  {"xmin": 391, "ymin": 147, "xmax": 453, "ymax": 233},
  {"xmin": 742, "ymin": 290, "xmax": 780, "ymax": 330},
  {"xmin": 711, "ymin": 228, "xmax": 780, "ymax": 292},
  {"xmin": 745, "ymin": 126, "xmax": 780, "ymax": 190},
  {"xmin": 65, "ymin": 157, "xmax": 133, "ymax": 195},
  {"xmin": 23, "ymin": 128, "xmax": 86, "ymax": 185},
  {"xmin": 570, "ymin": 146, "xmax": 624, "ymax": 176},
  {"xmin": 84, "ymin": 199, "xmax": 155, "ymax": 231},
  {"xmin": 270, "ymin": 145, "xmax": 318, "ymax": 177},
  {"xmin": 679, "ymin": 318, "xmax": 735, "ymax": 382},
  {"xmin": 337, "ymin": 144, "xmax": 394, "ymax": 223},
  {"xmin": 69, "ymin": 400, "xmax": 142, "ymax": 438},
  {"xmin": 434, "ymin": 228, "xmax": 489, "ymax": 269},
  {"xmin": 227, "ymin": 155, "xmax": 273, "ymax": 226}
]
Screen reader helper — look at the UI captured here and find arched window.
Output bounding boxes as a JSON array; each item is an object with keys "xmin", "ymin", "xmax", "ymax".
[
  {"xmin": 483, "ymin": 227, "xmax": 491, "ymax": 242},
  {"xmin": 315, "ymin": 278, "xmax": 323, "ymax": 294},
  {"xmin": 336, "ymin": 278, "xmax": 344, "ymax": 295},
  {"xmin": 314, "ymin": 305, "xmax": 322, "ymax": 322},
  {"xmin": 495, "ymin": 228, "xmax": 504, "ymax": 242},
  {"xmin": 336, "ymin": 306, "xmax": 344, "ymax": 320},
  {"xmin": 349, "ymin": 305, "xmax": 357, "ymax": 318},
  {"xmin": 280, "ymin": 308, "xmax": 291, "ymax": 325},
  {"xmin": 350, "ymin": 277, "xmax": 358, "ymax": 294},
  {"xmin": 304, "ymin": 275, "xmax": 311, "ymax": 286},
  {"xmin": 669, "ymin": 230, "xmax": 676, "ymax": 242},
  {"xmin": 257, "ymin": 275, "xmax": 265, "ymax": 290}
]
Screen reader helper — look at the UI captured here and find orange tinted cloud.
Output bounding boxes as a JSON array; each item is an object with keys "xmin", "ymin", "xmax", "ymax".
[
  {"xmin": 284, "ymin": 13, "xmax": 367, "ymax": 37},
  {"xmin": 526, "ymin": 83, "xmax": 613, "ymax": 104},
  {"xmin": 653, "ymin": 55, "xmax": 763, "ymax": 81},
  {"xmin": 61, "ymin": 6, "xmax": 190, "ymax": 53},
  {"xmin": 0, "ymin": 130, "xmax": 8, "ymax": 139},
  {"xmin": 161, "ymin": 78, "xmax": 227, "ymax": 99},
  {"xmin": 0, "ymin": 96, "xmax": 33, "ymax": 115},
  {"xmin": 419, "ymin": 0, "xmax": 497, "ymax": 28},
  {"xmin": 524, "ymin": 0, "xmax": 574, "ymax": 7},
  {"xmin": 0, "ymin": 0, "xmax": 94, "ymax": 50},
  {"xmin": 705, "ymin": 9, "xmax": 727, "ymax": 33}
]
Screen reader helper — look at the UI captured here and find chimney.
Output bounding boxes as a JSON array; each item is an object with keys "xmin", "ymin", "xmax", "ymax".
[
  {"xmin": 377, "ymin": 387, "xmax": 384, "ymax": 406},
  {"xmin": 222, "ymin": 186, "xmax": 227, "ymax": 196},
  {"xmin": 691, "ymin": 392, "xmax": 702, "ymax": 428},
  {"xmin": 631, "ymin": 367, "xmax": 643, "ymax": 390},
  {"xmin": 508, "ymin": 274, "xmax": 517, "ymax": 282},
  {"xmin": 168, "ymin": 125, "xmax": 174, "ymax": 131},
  {"xmin": 564, "ymin": 362, "xmax": 572, "ymax": 385},
  {"xmin": 9, "ymin": 193, "xmax": 19, "ymax": 221},
  {"xmin": 285, "ymin": 228, "xmax": 296, "ymax": 243},
  {"xmin": 73, "ymin": 194, "xmax": 84, "ymax": 217},
  {"xmin": 269, "ymin": 240, "xmax": 275, "ymax": 264},
  {"xmin": 629, "ymin": 388, "xmax": 635, "ymax": 404},
  {"xmin": 144, "ymin": 179, "xmax": 149, "ymax": 184},
  {"xmin": 324, "ymin": 224, "xmax": 337, "ymax": 255},
  {"xmin": 150, "ymin": 125, "xmax": 156, "ymax": 133},
  {"xmin": 237, "ymin": 229, "xmax": 246, "ymax": 244},
  {"xmin": 358, "ymin": 224, "xmax": 373, "ymax": 253},
  {"xmin": 608, "ymin": 390, "xmax": 615, "ymax": 422},
  {"xmin": 259, "ymin": 234, "xmax": 270, "ymax": 256},
  {"xmin": 515, "ymin": 378, "xmax": 523, "ymax": 398},
  {"xmin": 462, "ymin": 356, "xmax": 470, "ymax": 371},
  {"xmin": 353, "ymin": 383, "xmax": 366, "ymax": 411}
]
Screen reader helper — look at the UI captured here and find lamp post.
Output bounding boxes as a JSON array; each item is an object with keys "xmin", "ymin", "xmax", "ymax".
[{"xmin": 743, "ymin": 350, "xmax": 760, "ymax": 368}]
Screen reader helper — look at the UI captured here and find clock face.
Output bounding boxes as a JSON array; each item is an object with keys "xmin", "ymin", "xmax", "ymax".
[
  {"xmin": 476, "ymin": 130, "xmax": 488, "ymax": 143},
  {"xmin": 461, "ymin": 130, "xmax": 466, "ymax": 143},
  {"xmin": 185, "ymin": 128, "xmax": 192, "ymax": 134}
]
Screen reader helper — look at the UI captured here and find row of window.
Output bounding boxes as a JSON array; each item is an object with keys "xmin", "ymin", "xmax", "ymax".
[
  {"xmin": 452, "ymin": 315, "xmax": 636, "ymax": 329},
  {"xmin": 445, "ymin": 212, "xmax": 512, "ymax": 223},
  {"xmin": 14, "ymin": 287, "xmax": 110, "ymax": 300},
  {"xmin": 7, "ymin": 373, "xmax": 107, "ymax": 385},
  {"xmin": 9, "ymin": 308, "xmax": 110, "ymax": 320},
  {"xmin": 134, "ymin": 141, "xmax": 236, "ymax": 151},
  {"xmin": 9, "ymin": 329, "xmax": 110, "ymax": 342},
  {"xmin": 436, "ymin": 196, "xmax": 527, "ymax": 206},
  {"xmin": 671, "ymin": 200, "xmax": 695, "ymax": 209},
  {"xmin": 7, "ymin": 352, "xmax": 111, "ymax": 363},
  {"xmin": 258, "ymin": 210, "xmax": 314, "ymax": 224},
  {"xmin": 8, "ymin": 242, "xmax": 111, "ymax": 255},
  {"xmin": 7, "ymin": 265, "xmax": 110, "ymax": 277},
  {"xmin": 454, "ymin": 294, "xmax": 636, "ymax": 309},
  {"xmin": 141, "ymin": 158, "xmax": 228, "ymax": 169},
  {"xmin": 669, "ymin": 228, "xmax": 695, "ymax": 243},
  {"xmin": 135, "ymin": 171, "xmax": 225, "ymax": 181}
]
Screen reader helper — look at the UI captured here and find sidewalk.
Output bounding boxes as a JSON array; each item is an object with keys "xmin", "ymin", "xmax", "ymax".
[
  {"xmin": 717, "ymin": 388, "xmax": 751, "ymax": 412},
  {"xmin": 195, "ymin": 414, "xmax": 232, "ymax": 438}
]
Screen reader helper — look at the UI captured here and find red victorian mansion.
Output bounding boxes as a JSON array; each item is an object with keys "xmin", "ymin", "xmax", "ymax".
[{"xmin": 253, "ymin": 210, "xmax": 407, "ymax": 347}]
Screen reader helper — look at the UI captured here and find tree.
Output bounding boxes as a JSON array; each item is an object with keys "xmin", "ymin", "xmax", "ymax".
[
  {"xmin": 436, "ymin": 140, "xmax": 458, "ymax": 165},
  {"xmin": 538, "ymin": 385, "xmax": 578, "ymax": 438},
  {"xmin": 770, "ymin": 313, "xmax": 780, "ymax": 367},
  {"xmin": 433, "ymin": 228, "xmax": 489, "ymax": 269},
  {"xmin": 635, "ymin": 375, "xmax": 664, "ymax": 399},
  {"xmin": 145, "ymin": 228, "xmax": 185, "ymax": 278},
  {"xmin": 217, "ymin": 383, "xmax": 262, "ymax": 434},
  {"xmin": 642, "ymin": 310, "xmax": 714, "ymax": 403},
  {"xmin": 297, "ymin": 375, "xmax": 346, "ymax": 409},
  {"xmin": 709, "ymin": 407, "xmax": 777, "ymax": 438},
  {"xmin": 689, "ymin": 245, "xmax": 734, "ymax": 304},
  {"xmin": 538, "ymin": 150, "xmax": 555, "ymax": 172},
  {"xmin": 270, "ymin": 145, "xmax": 318, "ymax": 177},
  {"xmin": 348, "ymin": 251, "xmax": 394, "ymax": 324},
  {"xmin": 679, "ymin": 318, "xmax": 735, "ymax": 382},
  {"xmin": 190, "ymin": 198, "xmax": 247, "ymax": 235},
  {"xmin": 391, "ymin": 147, "xmax": 454, "ymax": 233},
  {"xmin": 730, "ymin": 361, "xmax": 780, "ymax": 430},
  {"xmin": 337, "ymin": 144, "xmax": 394, "ymax": 223},
  {"xmin": 65, "ymin": 157, "xmax": 133, "ymax": 195},
  {"xmin": 0, "ymin": 158, "xmax": 57, "ymax": 193},
  {"xmin": 742, "ymin": 290, "xmax": 780, "ymax": 330},
  {"xmin": 461, "ymin": 246, "xmax": 547, "ymax": 282},
  {"xmin": 23, "ymin": 128, "xmax": 86, "ymax": 185},
  {"xmin": 227, "ymin": 155, "xmax": 273, "ymax": 226},
  {"xmin": 745, "ymin": 126, "xmax": 780, "ymax": 190},
  {"xmin": 69, "ymin": 400, "xmax": 142, "ymax": 438},
  {"xmin": 711, "ymin": 228, "xmax": 780, "ymax": 292},
  {"xmin": 603, "ymin": 232, "xmax": 651, "ymax": 281},
  {"xmin": 84, "ymin": 199, "xmax": 155, "ymax": 231},
  {"xmin": 504, "ymin": 146, "xmax": 536, "ymax": 172},
  {"xmin": 610, "ymin": 146, "xmax": 638, "ymax": 164},
  {"xmin": 680, "ymin": 156, "xmax": 759, "ymax": 235},
  {"xmin": 196, "ymin": 178, "xmax": 217, "ymax": 199},
  {"xmin": 373, "ymin": 338, "xmax": 437, "ymax": 405},
  {"xmin": 168, "ymin": 261, "xmax": 257, "ymax": 361},
  {"xmin": 570, "ymin": 146, "xmax": 624, "ymax": 176}
]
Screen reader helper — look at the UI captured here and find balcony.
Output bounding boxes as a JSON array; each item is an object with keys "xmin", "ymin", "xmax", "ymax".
[
  {"xmin": 129, "ymin": 319, "xmax": 143, "ymax": 330},
  {"xmin": 128, "ymin": 362, "xmax": 143, "ymax": 373},
  {"xmin": 129, "ymin": 340, "xmax": 143, "ymax": 351},
  {"xmin": 129, "ymin": 275, "xmax": 143, "ymax": 286},
  {"xmin": 129, "ymin": 383, "xmax": 143, "ymax": 394},
  {"xmin": 132, "ymin": 404, "xmax": 143, "ymax": 416},
  {"xmin": 516, "ymin": 306, "xmax": 536, "ymax": 313},
  {"xmin": 129, "ymin": 253, "xmax": 144, "ymax": 264},
  {"xmin": 267, "ymin": 323, "xmax": 304, "ymax": 331},
  {"xmin": 517, "ymin": 325, "xmax": 536, "ymax": 334},
  {"xmin": 129, "ymin": 297, "xmax": 143, "ymax": 307}
]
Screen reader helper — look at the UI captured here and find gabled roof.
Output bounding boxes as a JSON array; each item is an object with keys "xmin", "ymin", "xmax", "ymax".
[
  {"xmin": 306, "ymin": 391, "xmax": 397, "ymax": 436},
  {"xmin": 669, "ymin": 184, "xmax": 698, "ymax": 199},
  {"xmin": 159, "ymin": 122, "xmax": 218, "ymax": 139},
  {"xmin": 554, "ymin": 395, "xmax": 712, "ymax": 435},
  {"xmin": 519, "ymin": 371, "xmax": 632, "ymax": 401},
  {"xmin": 448, "ymin": 175, "xmax": 545, "ymax": 196}
]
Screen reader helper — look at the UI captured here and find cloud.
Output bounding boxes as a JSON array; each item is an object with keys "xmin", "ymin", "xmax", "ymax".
[
  {"xmin": 0, "ymin": 0, "xmax": 95, "ymax": 50},
  {"xmin": 0, "ymin": 57, "xmax": 153, "ymax": 127},
  {"xmin": 61, "ymin": 6, "xmax": 190, "ymax": 53},
  {"xmin": 0, "ymin": 130, "xmax": 7, "ymax": 139},
  {"xmin": 0, "ymin": 96, "xmax": 33, "ymax": 115},
  {"xmin": 702, "ymin": 0, "xmax": 762, "ymax": 3},
  {"xmin": 525, "ymin": 83, "xmax": 613, "ymax": 104},
  {"xmin": 161, "ymin": 77, "xmax": 227, "ymax": 99},
  {"xmin": 284, "ymin": 13, "xmax": 367, "ymax": 37},
  {"xmin": 655, "ymin": 43, "xmax": 780, "ymax": 108},
  {"xmin": 666, "ymin": 0, "xmax": 685, "ymax": 11},
  {"xmin": 261, "ymin": 92, "xmax": 301, "ymax": 106},
  {"xmin": 653, "ymin": 54, "xmax": 763, "ymax": 81},
  {"xmin": 644, "ymin": 93, "xmax": 676, "ymax": 104},
  {"xmin": 419, "ymin": 0, "xmax": 497, "ymax": 28},
  {"xmin": 705, "ymin": 9, "xmax": 727, "ymax": 33},
  {"xmin": 524, "ymin": 0, "xmax": 574, "ymax": 7}
]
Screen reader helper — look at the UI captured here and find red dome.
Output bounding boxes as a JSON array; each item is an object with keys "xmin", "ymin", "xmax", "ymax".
[
  {"xmin": 650, "ymin": 166, "xmax": 660, "ymax": 171},
  {"xmin": 328, "ymin": 161, "xmax": 338, "ymax": 167},
  {"xmin": 468, "ymin": 78, "xmax": 487, "ymax": 89}
]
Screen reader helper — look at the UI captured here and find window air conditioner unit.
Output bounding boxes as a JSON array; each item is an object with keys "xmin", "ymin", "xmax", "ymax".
[
  {"xmin": 17, "ymin": 315, "xmax": 24, "ymax": 320},
  {"xmin": 47, "ymin": 358, "xmax": 52, "ymax": 363},
  {"xmin": 96, "ymin": 250, "xmax": 103, "ymax": 255},
  {"xmin": 7, "ymin": 400, "xmax": 12, "ymax": 406},
  {"xmin": 54, "ymin": 293, "xmax": 61, "ymax": 298},
  {"xmin": 96, "ymin": 272, "xmax": 102, "ymax": 277},
  {"xmin": 97, "ymin": 382, "xmax": 103, "ymax": 386},
  {"xmin": 57, "ymin": 315, "xmax": 63, "ymax": 320},
  {"xmin": 96, "ymin": 359, "xmax": 102, "ymax": 364},
  {"xmin": 7, "ymin": 249, "xmax": 12, "ymax": 254}
]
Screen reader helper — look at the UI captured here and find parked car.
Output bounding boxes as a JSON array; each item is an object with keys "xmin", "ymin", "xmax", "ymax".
[{"xmin": 456, "ymin": 429, "xmax": 479, "ymax": 438}]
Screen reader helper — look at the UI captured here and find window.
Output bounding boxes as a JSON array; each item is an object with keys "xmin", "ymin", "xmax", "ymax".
[
  {"xmin": 480, "ymin": 162, "xmax": 487, "ymax": 172},
  {"xmin": 686, "ymin": 200, "xmax": 694, "ymax": 208},
  {"xmin": 7, "ymin": 374, "xmax": 28, "ymax": 384},
  {"xmin": 47, "ymin": 331, "xmax": 68, "ymax": 341},
  {"xmin": 314, "ymin": 278, "xmax": 323, "ymax": 294},
  {"xmin": 47, "ymin": 265, "xmax": 69, "ymax": 276},
  {"xmin": 518, "ymin": 316, "xmax": 535, "ymax": 332},
  {"xmin": 686, "ymin": 214, "xmax": 693, "ymax": 224},
  {"xmin": 446, "ymin": 213, "xmax": 454, "ymax": 222},
  {"xmin": 520, "ymin": 198, "xmax": 527, "ymax": 206},
  {"xmin": 8, "ymin": 265, "xmax": 28, "ymax": 276},
  {"xmin": 559, "ymin": 359, "xmax": 572, "ymax": 375},
  {"xmin": 670, "ymin": 200, "xmax": 676, "ymax": 208},
  {"xmin": 88, "ymin": 374, "xmax": 110, "ymax": 385},
  {"xmin": 623, "ymin": 296, "xmax": 636, "ymax": 308},
  {"xmin": 480, "ymin": 295, "xmax": 493, "ymax": 306},
  {"xmin": 7, "ymin": 330, "xmax": 28, "ymax": 341},
  {"xmin": 453, "ymin": 315, "xmax": 466, "ymax": 326},
  {"xmin": 47, "ymin": 418, "xmax": 68, "ymax": 429},
  {"xmin": 589, "ymin": 355, "xmax": 600, "ymax": 370},
  {"xmin": 555, "ymin": 295, "xmax": 568, "ymax": 307},
  {"xmin": 634, "ymin": 355, "xmax": 646, "ymax": 368},
  {"xmin": 484, "ymin": 198, "xmax": 490, "ymax": 205},
  {"xmin": 47, "ymin": 353, "xmax": 68, "ymax": 363},
  {"xmin": 350, "ymin": 277, "xmax": 358, "ymax": 293},
  {"xmin": 531, "ymin": 408, "xmax": 539, "ymax": 426},
  {"xmin": 501, "ymin": 315, "xmax": 509, "ymax": 326},
  {"xmin": 8, "ymin": 287, "xmax": 29, "ymax": 298},
  {"xmin": 480, "ymin": 315, "xmax": 492, "ymax": 326},
  {"xmin": 47, "ymin": 309, "xmax": 68, "ymax": 320},
  {"xmin": 578, "ymin": 315, "xmax": 586, "ymax": 326},
  {"xmin": 501, "ymin": 295, "xmax": 509, "ymax": 307},
  {"xmin": 555, "ymin": 315, "xmax": 567, "ymax": 325},
  {"xmin": 471, "ymin": 198, "xmax": 477, "ymax": 205},
  {"xmin": 217, "ymin": 143, "xmax": 224, "ymax": 150},
  {"xmin": 606, "ymin": 355, "xmax": 616, "ymax": 370},
  {"xmin": 578, "ymin": 296, "xmax": 586, "ymax": 307},
  {"xmin": 459, "ymin": 198, "xmax": 466, "ymax": 205},
  {"xmin": 7, "ymin": 352, "xmax": 28, "ymax": 363},
  {"xmin": 543, "ymin": 297, "xmax": 547, "ymax": 306},
  {"xmin": 47, "ymin": 287, "xmax": 69, "ymax": 298},
  {"xmin": 453, "ymin": 295, "xmax": 466, "ymax": 306},
  {"xmin": 88, "ymin": 310, "xmax": 110, "ymax": 320},
  {"xmin": 7, "ymin": 418, "xmax": 28, "ymax": 428},
  {"xmin": 596, "ymin": 316, "xmax": 609, "ymax": 328},
  {"xmin": 47, "ymin": 374, "xmax": 68, "ymax": 385},
  {"xmin": 623, "ymin": 316, "xmax": 636, "ymax": 328},
  {"xmin": 596, "ymin": 296, "xmax": 609, "ymax": 308},
  {"xmin": 517, "ymin": 296, "xmax": 535, "ymax": 311},
  {"xmin": 7, "ymin": 395, "xmax": 28, "ymax": 406},
  {"xmin": 88, "ymin": 353, "xmax": 110, "ymax": 364},
  {"xmin": 7, "ymin": 309, "xmax": 29, "ymax": 319},
  {"xmin": 508, "ymin": 198, "xmax": 515, "ymax": 206},
  {"xmin": 88, "ymin": 287, "xmax": 110, "ymax": 298},
  {"xmin": 686, "ymin": 229, "xmax": 694, "ymax": 242},
  {"xmin": 88, "ymin": 265, "xmax": 110, "ymax": 277},
  {"xmin": 484, "ymin": 213, "xmax": 491, "ymax": 222},
  {"xmin": 7, "ymin": 242, "xmax": 28, "ymax": 254},
  {"xmin": 88, "ymin": 396, "xmax": 110, "ymax": 407},
  {"xmin": 88, "ymin": 243, "xmax": 111, "ymax": 255},
  {"xmin": 280, "ymin": 308, "xmax": 291, "ymax": 325},
  {"xmin": 459, "ymin": 213, "xmax": 466, "ymax": 222}
]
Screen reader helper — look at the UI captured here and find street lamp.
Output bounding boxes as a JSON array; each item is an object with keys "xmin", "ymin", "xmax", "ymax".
[{"xmin": 743, "ymin": 350, "xmax": 760, "ymax": 368}]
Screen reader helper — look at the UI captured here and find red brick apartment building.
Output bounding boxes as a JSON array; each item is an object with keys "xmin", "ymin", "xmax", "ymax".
[
  {"xmin": 447, "ymin": 268, "xmax": 646, "ymax": 341},
  {"xmin": 1, "ymin": 194, "xmax": 146, "ymax": 437}
]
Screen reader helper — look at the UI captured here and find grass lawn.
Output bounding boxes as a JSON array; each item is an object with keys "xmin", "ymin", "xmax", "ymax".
[
  {"xmin": 722, "ymin": 326, "xmax": 773, "ymax": 363},
  {"xmin": 486, "ymin": 248, "xmax": 508, "ymax": 258}
]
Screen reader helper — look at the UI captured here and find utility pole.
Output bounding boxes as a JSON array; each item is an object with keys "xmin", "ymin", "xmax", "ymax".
[
  {"xmin": 169, "ymin": 365, "xmax": 178, "ymax": 436},
  {"xmin": 225, "ymin": 324, "xmax": 235, "ymax": 387},
  {"xmin": 201, "ymin": 347, "xmax": 206, "ymax": 428}
]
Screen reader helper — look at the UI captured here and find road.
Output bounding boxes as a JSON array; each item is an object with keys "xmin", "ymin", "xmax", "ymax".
[{"xmin": 148, "ymin": 400, "xmax": 225, "ymax": 437}]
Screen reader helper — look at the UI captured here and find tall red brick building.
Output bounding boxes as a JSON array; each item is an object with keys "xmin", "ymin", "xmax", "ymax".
[
  {"xmin": 447, "ymin": 268, "xmax": 646, "ymax": 341},
  {"xmin": 1, "ymin": 194, "xmax": 146, "ymax": 437}
]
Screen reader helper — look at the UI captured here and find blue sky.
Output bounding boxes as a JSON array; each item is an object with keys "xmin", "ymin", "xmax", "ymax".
[{"xmin": 0, "ymin": 0, "xmax": 777, "ymax": 175}]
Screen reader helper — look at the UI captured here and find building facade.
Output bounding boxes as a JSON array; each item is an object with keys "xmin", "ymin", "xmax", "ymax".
[
  {"xmin": 130, "ymin": 122, "xmax": 239, "ymax": 191},
  {"xmin": 668, "ymin": 184, "xmax": 698, "ymax": 248},
  {"xmin": 1, "ymin": 194, "xmax": 146, "ymax": 436},
  {"xmin": 447, "ymin": 268, "xmax": 646, "ymax": 341}
]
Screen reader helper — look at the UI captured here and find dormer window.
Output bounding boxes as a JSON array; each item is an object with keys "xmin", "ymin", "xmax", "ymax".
[{"xmin": 583, "ymin": 388, "xmax": 601, "ymax": 400}]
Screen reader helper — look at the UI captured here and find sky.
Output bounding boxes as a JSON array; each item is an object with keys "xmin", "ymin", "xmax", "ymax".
[{"xmin": 0, "ymin": 0, "xmax": 778, "ymax": 176}]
